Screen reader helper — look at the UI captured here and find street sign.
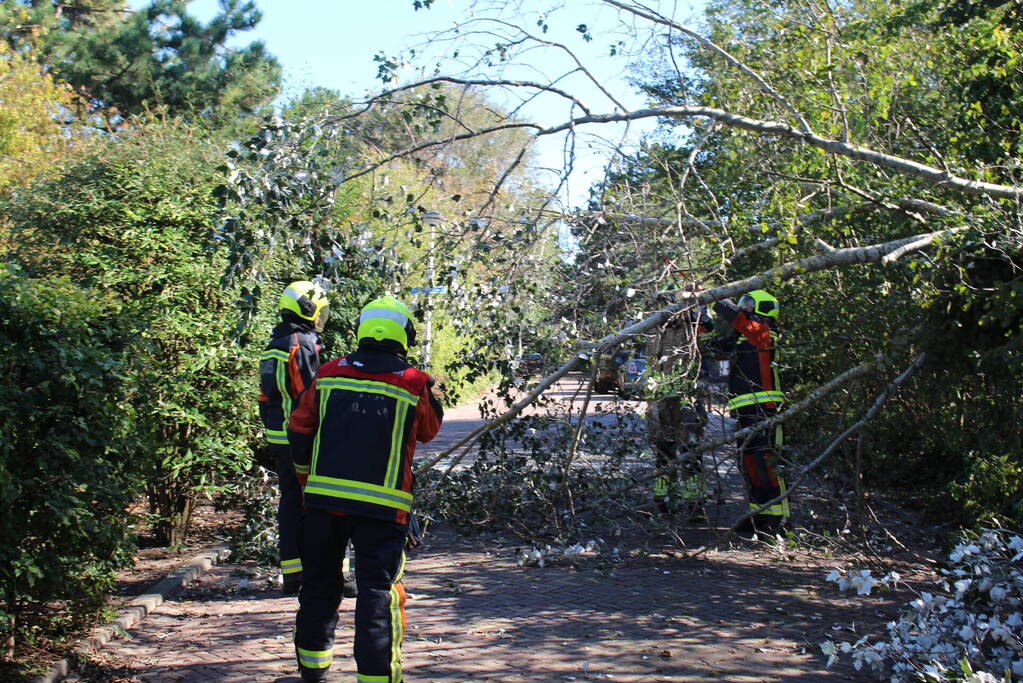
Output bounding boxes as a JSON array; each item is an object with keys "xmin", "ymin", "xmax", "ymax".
[{"xmin": 409, "ymin": 286, "xmax": 448, "ymax": 294}]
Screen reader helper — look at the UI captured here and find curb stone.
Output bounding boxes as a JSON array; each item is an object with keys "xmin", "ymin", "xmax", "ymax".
[{"xmin": 34, "ymin": 544, "xmax": 231, "ymax": 683}]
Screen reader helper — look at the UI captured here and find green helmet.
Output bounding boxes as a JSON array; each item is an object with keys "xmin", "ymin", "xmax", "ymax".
[
  {"xmin": 738, "ymin": 290, "xmax": 779, "ymax": 318},
  {"xmin": 357, "ymin": 296, "xmax": 416, "ymax": 349},
  {"xmin": 280, "ymin": 281, "xmax": 329, "ymax": 330}
]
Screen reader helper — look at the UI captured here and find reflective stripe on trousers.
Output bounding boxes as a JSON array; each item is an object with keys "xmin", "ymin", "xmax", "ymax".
[{"xmin": 727, "ymin": 390, "xmax": 785, "ymax": 411}]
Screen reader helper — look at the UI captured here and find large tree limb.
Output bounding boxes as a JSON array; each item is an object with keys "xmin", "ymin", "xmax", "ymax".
[
  {"xmin": 416, "ymin": 227, "xmax": 957, "ymax": 477},
  {"xmin": 340, "ymin": 103, "xmax": 1023, "ymax": 199},
  {"xmin": 684, "ymin": 360, "xmax": 880, "ymax": 461}
]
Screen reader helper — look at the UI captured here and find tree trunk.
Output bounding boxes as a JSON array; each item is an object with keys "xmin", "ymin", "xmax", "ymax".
[{"xmin": 148, "ymin": 481, "xmax": 197, "ymax": 547}]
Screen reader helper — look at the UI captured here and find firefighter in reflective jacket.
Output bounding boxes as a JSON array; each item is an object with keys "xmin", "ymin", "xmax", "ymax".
[
  {"xmin": 288, "ymin": 296, "xmax": 443, "ymax": 683},
  {"xmin": 259, "ymin": 281, "xmax": 329, "ymax": 594},
  {"xmin": 712, "ymin": 290, "xmax": 789, "ymax": 534}
]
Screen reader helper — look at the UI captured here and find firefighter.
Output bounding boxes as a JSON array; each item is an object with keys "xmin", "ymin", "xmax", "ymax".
[
  {"xmin": 258, "ymin": 281, "xmax": 329, "ymax": 595},
  {"xmin": 288, "ymin": 295, "xmax": 443, "ymax": 683},
  {"xmin": 712, "ymin": 290, "xmax": 789, "ymax": 535},
  {"xmin": 646, "ymin": 290, "xmax": 714, "ymax": 519}
]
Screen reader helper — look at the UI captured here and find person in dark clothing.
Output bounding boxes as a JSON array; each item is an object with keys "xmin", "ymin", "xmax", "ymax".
[
  {"xmin": 711, "ymin": 290, "xmax": 789, "ymax": 535},
  {"xmin": 259, "ymin": 281, "xmax": 329, "ymax": 595},
  {"xmin": 288, "ymin": 295, "xmax": 443, "ymax": 683}
]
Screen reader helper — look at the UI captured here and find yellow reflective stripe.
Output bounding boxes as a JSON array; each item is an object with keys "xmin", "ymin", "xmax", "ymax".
[
  {"xmin": 261, "ymin": 349, "xmax": 290, "ymax": 362},
  {"xmin": 727, "ymin": 391, "xmax": 785, "ymax": 410},
  {"xmin": 297, "ymin": 646, "xmax": 332, "ymax": 669},
  {"xmin": 342, "ymin": 556, "xmax": 351, "ymax": 573},
  {"xmin": 680, "ymin": 476, "xmax": 706, "ymax": 499},
  {"xmin": 384, "ymin": 400, "xmax": 408, "ymax": 490},
  {"xmin": 266, "ymin": 428, "xmax": 288, "ymax": 445},
  {"xmin": 316, "ymin": 377, "xmax": 419, "ymax": 405},
  {"xmin": 774, "ymin": 424, "xmax": 785, "ymax": 450},
  {"xmin": 304, "ymin": 475, "xmax": 412, "ymax": 512},
  {"xmin": 750, "ymin": 502, "xmax": 786, "ymax": 516},
  {"xmin": 310, "ymin": 385, "xmax": 329, "ymax": 474},
  {"xmin": 357, "ymin": 676, "xmax": 389, "ymax": 682},
  {"xmin": 653, "ymin": 476, "xmax": 668, "ymax": 496},
  {"xmin": 389, "ymin": 551, "xmax": 407, "ymax": 682},
  {"xmin": 281, "ymin": 558, "xmax": 302, "ymax": 574},
  {"xmin": 293, "ymin": 462, "xmax": 310, "ymax": 475},
  {"xmin": 779, "ymin": 476, "xmax": 790, "ymax": 519},
  {"xmin": 275, "ymin": 357, "xmax": 292, "ymax": 427}
]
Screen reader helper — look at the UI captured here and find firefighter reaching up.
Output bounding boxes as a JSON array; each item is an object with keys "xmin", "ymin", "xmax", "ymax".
[
  {"xmin": 645, "ymin": 284, "xmax": 714, "ymax": 520},
  {"xmin": 711, "ymin": 289, "xmax": 789, "ymax": 536}
]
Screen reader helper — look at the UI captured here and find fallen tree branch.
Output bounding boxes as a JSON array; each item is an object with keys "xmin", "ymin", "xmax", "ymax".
[
  {"xmin": 417, "ymin": 228, "xmax": 955, "ymax": 478},
  {"xmin": 340, "ymin": 103, "xmax": 1023, "ymax": 199}
]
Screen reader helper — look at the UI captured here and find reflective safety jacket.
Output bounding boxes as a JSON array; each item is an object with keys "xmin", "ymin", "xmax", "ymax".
[
  {"xmin": 258, "ymin": 321, "xmax": 323, "ymax": 447},
  {"xmin": 287, "ymin": 347, "xmax": 443, "ymax": 524},
  {"xmin": 711, "ymin": 299, "xmax": 783, "ymax": 412}
]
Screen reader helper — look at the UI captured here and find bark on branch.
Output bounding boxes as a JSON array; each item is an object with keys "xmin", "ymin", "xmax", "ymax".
[
  {"xmin": 342, "ymin": 103, "xmax": 1023, "ymax": 199},
  {"xmin": 416, "ymin": 228, "xmax": 957, "ymax": 478}
]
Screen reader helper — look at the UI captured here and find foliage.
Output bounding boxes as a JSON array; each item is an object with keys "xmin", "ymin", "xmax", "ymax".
[
  {"xmin": 590, "ymin": 0, "xmax": 1023, "ymax": 526},
  {"xmin": 3, "ymin": 118, "xmax": 263, "ymax": 546},
  {"xmin": 0, "ymin": 38, "xmax": 80, "ymax": 192},
  {"xmin": 419, "ymin": 400, "xmax": 648, "ymax": 541},
  {"xmin": 0, "ymin": 0, "xmax": 281, "ymax": 129},
  {"xmin": 822, "ymin": 525, "xmax": 1023, "ymax": 681},
  {"xmin": 0, "ymin": 266, "xmax": 138, "ymax": 654},
  {"xmin": 217, "ymin": 467, "xmax": 279, "ymax": 567}
]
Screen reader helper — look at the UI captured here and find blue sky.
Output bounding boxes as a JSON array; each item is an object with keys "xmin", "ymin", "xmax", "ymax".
[
  {"xmin": 185, "ymin": 0, "xmax": 471, "ymax": 100},
  {"xmin": 176, "ymin": 0, "xmax": 704, "ymax": 207}
]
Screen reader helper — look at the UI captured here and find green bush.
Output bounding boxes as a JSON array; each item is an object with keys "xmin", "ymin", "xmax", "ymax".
[
  {"xmin": 4, "ymin": 119, "xmax": 265, "ymax": 546},
  {"xmin": 0, "ymin": 266, "xmax": 138, "ymax": 651},
  {"xmin": 950, "ymin": 453, "xmax": 1023, "ymax": 527}
]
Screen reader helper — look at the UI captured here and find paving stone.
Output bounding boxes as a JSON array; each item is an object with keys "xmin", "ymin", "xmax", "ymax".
[{"xmin": 86, "ymin": 523, "xmax": 884, "ymax": 682}]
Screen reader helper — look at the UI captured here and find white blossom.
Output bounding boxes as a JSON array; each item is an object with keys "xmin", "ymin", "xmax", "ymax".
[{"xmin": 821, "ymin": 526, "xmax": 1023, "ymax": 680}]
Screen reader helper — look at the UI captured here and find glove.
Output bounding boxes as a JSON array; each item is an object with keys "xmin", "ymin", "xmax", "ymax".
[{"xmin": 406, "ymin": 510, "xmax": 424, "ymax": 551}]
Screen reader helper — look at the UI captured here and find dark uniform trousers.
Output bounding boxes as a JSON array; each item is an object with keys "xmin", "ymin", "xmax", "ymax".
[
  {"xmin": 735, "ymin": 405, "xmax": 788, "ymax": 519},
  {"xmin": 296, "ymin": 509, "xmax": 407, "ymax": 682},
  {"xmin": 273, "ymin": 447, "xmax": 304, "ymax": 579}
]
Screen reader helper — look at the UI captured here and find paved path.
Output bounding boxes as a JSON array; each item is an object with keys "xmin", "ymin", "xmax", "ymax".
[
  {"xmin": 83, "ymin": 525, "xmax": 882, "ymax": 682},
  {"xmin": 77, "ymin": 377, "xmax": 893, "ymax": 682}
]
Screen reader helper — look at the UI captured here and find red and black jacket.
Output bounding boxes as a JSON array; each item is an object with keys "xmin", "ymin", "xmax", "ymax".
[
  {"xmin": 258, "ymin": 320, "xmax": 323, "ymax": 448},
  {"xmin": 288, "ymin": 343, "xmax": 443, "ymax": 524},
  {"xmin": 712, "ymin": 299, "xmax": 783, "ymax": 412}
]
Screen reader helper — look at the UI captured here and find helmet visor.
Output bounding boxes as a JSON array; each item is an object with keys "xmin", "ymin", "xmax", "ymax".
[
  {"xmin": 315, "ymin": 307, "xmax": 329, "ymax": 332},
  {"xmin": 738, "ymin": 294, "xmax": 756, "ymax": 311}
]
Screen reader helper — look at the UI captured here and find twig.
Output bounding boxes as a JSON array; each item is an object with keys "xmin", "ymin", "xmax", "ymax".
[{"xmin": 692, "ymin": 352, "xmax": 927, "ymax": 556}]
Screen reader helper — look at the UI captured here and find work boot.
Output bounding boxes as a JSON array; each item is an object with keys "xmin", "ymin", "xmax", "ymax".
[
  {"xmin": 342, "ymin": 573, "xmax": 358, "ymax": 599},
  {"xmin": 654, "ymin": 495, "xmax": 671, "ymax": 516}
]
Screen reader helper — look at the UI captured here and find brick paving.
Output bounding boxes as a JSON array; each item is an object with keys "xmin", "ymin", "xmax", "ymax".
[
  {"xmin": 83, "ymin": 524, "xmax": 888, "ymax": 682},
  {"xmin": 77, "ymin": 379, "xmax": 898, "ymax": 682}
]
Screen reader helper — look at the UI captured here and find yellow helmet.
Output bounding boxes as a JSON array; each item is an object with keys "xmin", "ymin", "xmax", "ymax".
[
  {"xmin": 356, "ymin": 296, "xmax": 416, "ymax": 349},
  {"xmin": 280, "ymin": 281, "xmax": 329, "ymax": 330},
  {"xmin": 738, "ymin": 290, "xmax": 779, "ymax": 318}
]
